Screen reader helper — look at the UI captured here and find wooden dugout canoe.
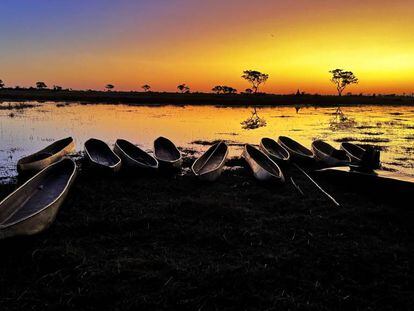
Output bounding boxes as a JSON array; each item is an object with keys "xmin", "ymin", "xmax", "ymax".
[
  {"xmin": 311, "ymin": 140, "xmax": 350, "ymax": 166},
  {"xmin": 153, "ymin": 137, "xmax": 182, "ymax": 170},
  {"xmin": 84, "ymin": 138, "xmax": 121, "ymax": 172},
  {"xmin": 0, "ymin": 158, "xmax": 77, "ymax": 239},
  {"xmin": 259, "ymin": 137, "xmax": 290, "ymax": 165},
  {"xmin": 340, "ymin": 142, "xmax": 365, "ymax": 163},
  {"xmin": 278, "ymin": 136, "xmax": 314, "ymax": 163},
  {"xmin": 114, "ymin": 139, "xmax": 158, "ymax": 171},
  {"xmin": 192, "ymin": 141, "xmax": 228, "ymax": 181},
  {"xmin": 340, "ymin": 142, "xmax": 381, "ymax": 169},
  {"xmin": 315, "ymin": 166, "xmax": 414, "ymax": 203},
  {"xmin": 17, "ymin": 137, "xmax": 75, "ymax": 173},
  {"xmin": 243, "ymin": 144, "xmax": 285, "ymax": 183}
]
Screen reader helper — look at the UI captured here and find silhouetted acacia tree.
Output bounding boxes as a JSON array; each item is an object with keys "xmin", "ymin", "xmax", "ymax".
[
  {"xmin": 105, "ymin": 84, "xmax": 115, "ymax": 91},
  {"xmin": 0, "ymin": 79, "xmax": 4, "ymax": 88},
  {"xmin": 212, "ymin": 85, "xmax": 237, "ymax": 94},
  {"xmin": 222, "ymin": 86, "xmax": 237, "ymax": 94},
  {"xmin": 177, "ymin": 84, "xmax": 190, "ymax": 93},
  {"xmin": 212, "ymin": 85, "xmax": 223, "ymax": 94},
  {"xmin": 244, "ymin": 88, "xmax": 253, "ymax": 94},
  {"xmin": 142, "ymin": 84, "xmax": 151, "ymax": 92},
  {"xmin": 241, "ymin": 70, "xmax": 269, "ymax": 93},
  {"xmin": 36, "ymin": 82, "xmax": 47, "ymax": 89},
  {"xmin": 329, "ymin": 69, "xmax": 358, "ymax": 96}
]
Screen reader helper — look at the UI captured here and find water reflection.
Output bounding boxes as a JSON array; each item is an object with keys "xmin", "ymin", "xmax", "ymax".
[
  {"xmin": 0, "ymin": 102, "xmax": 413, "ymax": 180},
  {"xmin": 241, "ymin": 108, "xmax": 267, "ymax": 130},
  {"xmin": 329, "ymin": 107, "xmax": 357, "ymax": 130}
]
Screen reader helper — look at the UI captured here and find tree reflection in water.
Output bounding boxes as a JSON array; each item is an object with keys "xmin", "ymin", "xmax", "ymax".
[
  {"xmin": 329, "ymin": 107, "xmax": 357, "ymax": 130},
  {"xmin": 241, "ymin": 107, "xmax": 267, "ymax": 130}
]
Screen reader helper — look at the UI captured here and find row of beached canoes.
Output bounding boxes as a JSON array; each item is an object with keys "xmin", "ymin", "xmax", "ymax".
[
  {"xmin": 245, "ymin": 136, "xmax": 380, "ymax": 182},
  {"xmin": 0, "ymin": 135, "xmax": 411, "ymax": 240},
  {"xmin": 15, "ymin": 135, "xmax": 379, "ymax": 182}
]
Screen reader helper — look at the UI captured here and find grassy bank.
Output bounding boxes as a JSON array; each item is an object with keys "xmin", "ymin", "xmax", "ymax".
[
  {"xmin": 0, "ymin": 154, "xmax": 413, "ymax": 310},
  {"xmin": 1, "ymin": 89, "xmax": 414, "ymax": 107}
]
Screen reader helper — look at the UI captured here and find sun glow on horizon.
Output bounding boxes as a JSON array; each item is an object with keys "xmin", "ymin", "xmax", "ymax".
[{"xmin": 0, "ymin": 0, "xmax": 413, "ymax": 94}]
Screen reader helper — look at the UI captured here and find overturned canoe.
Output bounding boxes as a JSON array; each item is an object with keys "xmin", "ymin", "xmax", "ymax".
[
  {"xmin": 243, "ymin": 144, "xmax": 285, "ymax": 182},
  {"xmin": 17, "ymin": 137, "xmax": 75, "ymax": 173},
  {"xmin": 154, "ymin": 137, "xmax": 182, "ymax": 169},
  {"xmin": 278, "ymin": 136, "xmax": 314, "ymax": 163},
  {"xmin": 315, "ymin": 166, "xmax": 414, "ymax": 203},
  {"xmin": 0, "ymin": 158, "xmax": 77, "ymax": 239},
  {"xmin": 312, "ymin": 140, "xmax": 350, "ymax": 166},
  {"xmin": 84, "ymin": 138, "xmax": 121, "ymax": 172},
  {"xmin": 260, "ymin": 137, "xmax": 290, "ymax": 165},
  {"xmin": 192, "ymin": 141, "xmax": 228, "ymax": 181},
  {"xmin": 114, "ymin": 139, "xmax": 158, "ymax": 171}
]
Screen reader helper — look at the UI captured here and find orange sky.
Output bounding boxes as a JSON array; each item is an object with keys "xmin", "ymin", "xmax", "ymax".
[{"xmin": 1, "ymin": 0, "xmax": 413, "ymax": 94}]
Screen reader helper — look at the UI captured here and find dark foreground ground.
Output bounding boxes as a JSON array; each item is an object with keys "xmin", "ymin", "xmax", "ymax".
[
  {"xmin": 1, "ymin": 89, "xmax": 414, "ymax": 107},
  {"xmin": 0, "ymin": 155, "xmax": 413, "ymax": 310}
]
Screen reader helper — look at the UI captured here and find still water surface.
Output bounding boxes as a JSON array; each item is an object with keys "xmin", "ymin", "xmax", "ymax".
[{"xmin": 1, "ymin": 102, "xmax": 413, "ymax": 181}]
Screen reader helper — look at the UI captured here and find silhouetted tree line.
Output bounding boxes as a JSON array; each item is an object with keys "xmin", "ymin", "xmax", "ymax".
[
  {"xmin": 212, "ymin": 85, "xmax": 237, "ymax": 94},
  {"xmin": 4, "ymin": 69, "xmax": 413, "ymax": 97}
]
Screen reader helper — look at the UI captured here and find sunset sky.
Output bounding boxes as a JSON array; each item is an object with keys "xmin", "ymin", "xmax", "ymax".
[{"xmin": 0, "ymin": 0, "xmax": 413, "ymax": 94}]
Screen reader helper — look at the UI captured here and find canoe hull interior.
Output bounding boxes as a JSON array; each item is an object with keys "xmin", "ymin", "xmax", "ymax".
[
  {"xmin": 312, "ymin": 140, "xmax": 350, "ymax": 166},
  {"xmin": 278, "ymin": 136, "xmax": 314, "ymax": 164},
  {"xmin": 84, "ymin": 139, "xmax": 121, "ymax": 173},
  {"xmin": 114, "ymin": 139, "xmax": 158, "ymax": 171},
  {"xmin": 243, "ymin": 144, "xmax": 285, "ymax": 183},
  {"xmin": 192, "ymin": 141, "xmax": 228, "ymax": 181},
  {"xmin": 17, "ymin": 137, "xmax": 75, "ymax": 173},
  {"xmin": 340, "ymin": 142, "xmax": 381, "ymax": 169},
  {"xmin": 0, "ymin": 158, "xmax": 77, "ymax": 239},
  {"xmin": 259, "ymin": 138, "xmax": 290, "ymax": 165},
  {"xmin": 340, "ymin": 142, "xmax": 365, "ymax": 163},
  {"xmin": 154, "ymin": 137, "xmax": 182, "ymax": 170}
]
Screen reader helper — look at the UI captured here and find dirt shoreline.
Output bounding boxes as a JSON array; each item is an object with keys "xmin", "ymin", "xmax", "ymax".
[
  {"xmin": 1, "ymin": 89, "xmax": 414, "ymax": 107},
  {"xmin": 0, "ymin": 154, "xmax": 413, "ymax": 310}
]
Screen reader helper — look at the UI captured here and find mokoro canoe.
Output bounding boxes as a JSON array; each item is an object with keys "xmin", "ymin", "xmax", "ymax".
[
  {"xmin": 17, "ymin": 137, "xmax": 75, "ymax": 173},
  {"xmin": 114, "ymin": 139, "xmax": 158, "ymax": 170},
  {"xmin": 315, "ymin": 166, "xmax": 414, "ymax": 202},
  {"xmin": 84, "ymin": 138, "xmax": 121, "ymax": 172},
  {"xmin": 312, "ymin": 140, "xmax": 350, "ymax": 166},
  {"xmin": 0, "ymin": 158, "xmax": 77, "ymax": 239},
  {"xmin": 340, "ymin": 142, "xmax": 365, "ymax": 162},
  {"xmin": 242, "ymin": 144, "xmax": 285, "ymax": 182},
  {"xmin": 259, "ymin": 137, "xmax": 290, "ymax": 165},
  {"xmin": 192, "ymin": 141, "xmax": 228, "ymax": 181},
  {"xmin": 340, "ymin": 142, "xmax": 381, "ymax": 169},
  {"xmin": 154, "ymin": 137, "xmax": 182, "ymax": 169},
  {"xmin": 278, "ymin": 136, "xmax": 314, "ymax": 163}
]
